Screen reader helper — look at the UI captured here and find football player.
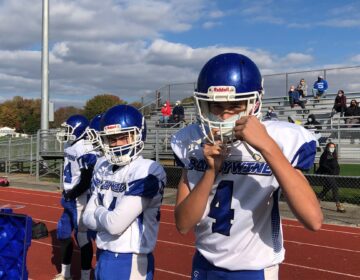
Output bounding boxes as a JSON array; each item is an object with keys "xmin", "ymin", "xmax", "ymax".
[
  {"xmin": 83, "ymin": 104, "xmax": 166, "ymax": 280},
  {"xmin": 171, "ymin": 53, "xmax": 323, "ymax": 280},
  {"xmin": 55, "ymin": 114, "xmax": 98, "ymax": 280}
]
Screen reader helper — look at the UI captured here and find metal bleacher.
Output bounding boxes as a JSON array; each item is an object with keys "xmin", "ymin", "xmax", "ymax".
[{"xmin": 143, "ymin": 91, "xmax": 360, "ymax": 164}]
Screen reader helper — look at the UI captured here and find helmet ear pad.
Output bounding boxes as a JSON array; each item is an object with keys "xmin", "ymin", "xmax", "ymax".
[
  {"xmin": 99, "ymin": 105, "xmax": 145, "ymax": 165},
  {"xmin": 194, "ymin": 53, "xmax": 263, "ymax": 144}
]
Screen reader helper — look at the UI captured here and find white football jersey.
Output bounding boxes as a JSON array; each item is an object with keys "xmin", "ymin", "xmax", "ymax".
[
  {"xmin": 63, "ymin": 139, "xmax": 98, "ymax": 192},
  {"xmin": 83, "ymin": 156, "xmax": 166, "ymax": 254},
  {"xmin": 171, "ymin": 121, "xmax": 316, "ymax": 270}
]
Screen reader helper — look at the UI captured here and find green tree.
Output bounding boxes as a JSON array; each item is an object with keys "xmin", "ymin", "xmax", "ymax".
[
  {"xmin": 83, "ymin": 94, "xmax": 125, "ymax": 120},
  {"xmin": 0, "ymin": 105, "xmax": 18, "ymax": 128},
  {"xmin": 130, "ymin": 101, "xmax": 142, "ymax": 109},
  {"xmin": 51, "ymin": 106, "xmax": 84, "ymax": 128}
]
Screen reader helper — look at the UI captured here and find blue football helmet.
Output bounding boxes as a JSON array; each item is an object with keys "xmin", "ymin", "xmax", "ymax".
[
  {"xmin": 194, "ymin": 53, "xmax": 263, "ymax": 143},
  {"xmin": 99, "ymin": 105, "xmax": 146, "ymax": 165},
  {"xmin": 56, "ymin": 114, "xmax": 89, "ymax": 143},
  {"xmin": 85, "ymin": 113, "xmax": 103, "ymax": 150}
]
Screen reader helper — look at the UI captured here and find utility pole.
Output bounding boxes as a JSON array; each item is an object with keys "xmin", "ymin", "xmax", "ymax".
[{"xmin": 41, "ymin": 0, "xmax": 49, "ymax": 130}]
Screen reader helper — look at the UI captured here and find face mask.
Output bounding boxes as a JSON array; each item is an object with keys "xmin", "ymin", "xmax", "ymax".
[
  {"xmin": 329, "ymin": 147, "xmax": 335, "ymax": 153},
  {"xmin": 308, "ymin": 118, "xmax": 313, "ymax": 122}
]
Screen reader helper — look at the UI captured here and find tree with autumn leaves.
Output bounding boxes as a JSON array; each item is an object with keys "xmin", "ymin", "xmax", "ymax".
[{"xmin": 0, "ymin": 94, "xmax": 140, "ymax": 134}]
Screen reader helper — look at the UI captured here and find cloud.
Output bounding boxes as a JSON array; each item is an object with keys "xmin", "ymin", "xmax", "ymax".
[
  {"xmin": 1, "ymin": 0, "xmax": 358, "ymax": 108},
  {"xmin": 350, "ymin": 54, "xmax": 360, "ymax": 63},
  {"xmin": 202, "ymin": 21, "xmax": 221, "ymax": 29}
]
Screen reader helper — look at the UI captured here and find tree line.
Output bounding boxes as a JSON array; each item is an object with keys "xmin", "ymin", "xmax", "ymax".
[{"xmin": 0, "ymin": 94, "xmax": 142, "ymax": 134}]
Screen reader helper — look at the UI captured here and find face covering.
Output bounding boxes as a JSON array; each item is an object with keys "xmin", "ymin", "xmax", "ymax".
[
  {"xmin": 329, "ymin": 147, "xmax": 335, "ymax": 153},
  {"xmin": 308, "ymin": 118, "xmax": 313, "ymax": 122}
]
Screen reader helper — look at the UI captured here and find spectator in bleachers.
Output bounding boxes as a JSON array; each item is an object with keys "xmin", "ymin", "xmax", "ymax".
[
  {"xmin": 288, "ymin": 85, "xmax": 306, "ymax": 109},
  {"xmin": 312, "ymin": 75, "xmax": 328, "ymax": 99},
  {"xmin": 344, "ymin": 99, "xmax": 360, "ymax": 128},
  {"xmin": 160, "ymin": 100, "xmax": 172, "ymax": 125},
  {"xmin": 304, "ymin": 114, "xmax": 322, "ymax": 130},
  {"xmin": 331, "ymin": 90, "xmax": 347, "ymax": 117},
  {"xmin": 316, "ymin": 142, "xmax": 346, "ymax": 213},
  {"xmin": 172, "ymin": 100, "xmax": 185, "ymax": 124},
  {"xmin": 304, "ymin": 114, "xmax": 322, "ymax": 149},
  {"xmin": 263, "ymin": 106, "xmax": 278, "ymax": 121},
  {"xmin": 296, "ymin": 78, "xmax": 308, "ymax": 98}
]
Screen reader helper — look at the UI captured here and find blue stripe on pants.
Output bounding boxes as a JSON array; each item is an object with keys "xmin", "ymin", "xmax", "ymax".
[
  {"xmin": 95, "ymin": 249, "xmax": 154, "ymax": 280},
  {"xmin": 192, "ymin": 251, "xmax": 265, "ymax": 280}
]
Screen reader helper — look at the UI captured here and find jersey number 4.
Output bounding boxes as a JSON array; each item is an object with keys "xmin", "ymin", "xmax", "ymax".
[
  {"xmin": 208, "ymin": 180, "xmax": 234, "ymax": 236},
  {"xmin": 64, "ymin": 163, "xmax": 72, "ymax": 183}
]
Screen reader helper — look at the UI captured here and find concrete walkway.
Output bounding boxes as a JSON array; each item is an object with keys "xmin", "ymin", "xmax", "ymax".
[{"xmin": 1, "ymin": 173, "xmax": 359, "ymax": 227}]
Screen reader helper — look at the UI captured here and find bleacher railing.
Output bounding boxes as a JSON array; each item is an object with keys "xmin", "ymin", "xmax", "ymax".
[{"xmin": 136, "ymin": 65, "xmax": 360, "ymax": 109}]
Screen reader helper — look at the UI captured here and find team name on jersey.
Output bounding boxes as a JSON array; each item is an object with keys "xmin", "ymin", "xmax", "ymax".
[
  {"xmin": 92, "ymin": 177, "xmax": 127, "ymax": 193},
  {"xmin": 64, "ymin": 152, "xmax": 76, "ymax": 161},
  {"xmin": 189, "ymin": 157, "xmax": 272, "ymax": 176}
]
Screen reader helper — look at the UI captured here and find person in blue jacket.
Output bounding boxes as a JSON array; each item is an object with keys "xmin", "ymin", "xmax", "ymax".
[{"xmin": 312, "ymin": 75, "xmax": 328, "ymax": 99}]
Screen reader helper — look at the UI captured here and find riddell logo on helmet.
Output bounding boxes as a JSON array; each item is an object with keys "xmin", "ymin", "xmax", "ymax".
[
  {"xmin": 209, "ymin": 86, "xmax": 235, "ymax": 93},
  {"xmin": 104, "ymin": 124, "xmax": 121, "ymax": 132}
]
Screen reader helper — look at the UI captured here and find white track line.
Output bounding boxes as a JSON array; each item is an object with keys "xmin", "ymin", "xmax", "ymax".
[
  {"xmin": 283, "ymin": 223, "xmax": 360, "ymax": 236},
  {"xmin": 31, "ymin": 216, "xmax": 360, "ymax": 254},
  {"xmin": 31, "ymin": 239, "xmax": 360, "ymax": 278},
  {"xmin": 2, "ymin": 189, "xmax": 360, "ymax": 235},
  {"xmin": 0, "ymin": 188, "xmax": 61, "ymax": 198},
  {"xmin": 155, "ymin": 268, "xmax": 190, "ymax": 278},
  {"xmin": 31, "ymin": 240, "xmax": 190, "ymax": 278},
  {"xmin": 283, "ymin": 262, "xmax": 360, "ymax": 278},
  {"xmin": 0, "ymin": 198, "xmax": 62, "ymax": 209},
  {"xmin": 285, "ymin": 240, "xmax": 360, "ymax": 253}
]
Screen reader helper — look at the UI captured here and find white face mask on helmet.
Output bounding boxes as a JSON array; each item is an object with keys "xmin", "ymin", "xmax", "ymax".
[{"xmin": 194, "ymin": 87, "xmax": 261, "ymax": 144}]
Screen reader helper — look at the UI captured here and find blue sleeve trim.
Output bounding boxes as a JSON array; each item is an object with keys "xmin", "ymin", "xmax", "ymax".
[
  {"xmin": 81, "ymin": 154, "xmax": 97, "ymax": 168},
  {"xmin": 125, "ymin": 174, "xmax": 160, "ymax": 198},
  {"xmin": 291, "ymin": 140, "xmax": 316, "ymax": 171}
]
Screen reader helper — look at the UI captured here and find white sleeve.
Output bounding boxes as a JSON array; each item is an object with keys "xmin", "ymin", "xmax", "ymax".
[
  {"xmin": 83, "ymin": 191, "xmax": 104, "ymax": 231},
  {"xmin": 94, "ymin": 195, "xmax": 151, "ymax": 235}
]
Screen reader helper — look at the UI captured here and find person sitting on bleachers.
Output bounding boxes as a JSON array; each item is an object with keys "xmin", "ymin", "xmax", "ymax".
[
  {"xmin": 344, "ymin": 99, "xmax": 360, "ymax": 128},
  {"xmin": 331, "ymin": 89, "xmax": 347, "ymax": 117},
  {"xmin": 312, "ymin": 75, "xmax": 328, "ymax": 99},
  {"xmin": 263, "ymin": 106, "xmax": 278, "ymax": 121},
  {"xmin": 296, "ymin": 78, "xmax": 308, "ymax": 98},
  {"xmin": 172, "ymin": 100, "xmax": 185, "ymax": 124},
  {"xmin": 159, "ymin": 100, "xmax": 172, "ymax": 126},
  {"xmin": 288, "ymin": 85, "xmax": 306, "ymax": 109},
  {"xmin": 304, "ymin": 114, "xmax": 322, "ymax": 149}
]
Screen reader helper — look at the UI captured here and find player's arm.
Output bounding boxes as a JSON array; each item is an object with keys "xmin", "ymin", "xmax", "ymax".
[
  {"xmin": 94, "ymin": 195, "xmax": 150, "ymax": 235},
  {"xmin": 234, "ymin": 116, "xmax": 323, "ymax": 231},
  {"xmin": 175, "ymin": 143, "xmax": 227, "ymax": 235},
  {"xmin": 64, "ymin": 167, "xmax": 94, "ymax": 200},
  {"xmin": 64, "ymin": 154, "xmax": 97, "ymax": 200},
  {"xmin": 83, "ymin": 191, "xmax": 104, "ymax": 231}
]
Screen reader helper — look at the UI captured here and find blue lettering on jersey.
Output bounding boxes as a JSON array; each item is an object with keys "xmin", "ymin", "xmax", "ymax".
[
  {"xmin": 64, "ymin": 152, "xmax": 77, "ymax": 161},
  {"xmin": 98, "ymin": 180, "xmax": 127, "ymax": 193},
  {"xmin": 189, "ymin": 157, "xmax": 272, "ymax": 176}
]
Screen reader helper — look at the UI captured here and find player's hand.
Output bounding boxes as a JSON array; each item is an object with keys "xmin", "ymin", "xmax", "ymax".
[
  {"xmin": 203, "ymin": 139, "xmax": 228, "ymax": 173},
  {"xmin": 233, "ymin": 116, "xmax": 272, "ymax": 152}
]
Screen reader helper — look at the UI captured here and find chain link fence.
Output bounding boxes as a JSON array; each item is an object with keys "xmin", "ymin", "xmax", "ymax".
[{"xmin": 163, "ymin": 167, "xmax": 360, "ymax": 206}]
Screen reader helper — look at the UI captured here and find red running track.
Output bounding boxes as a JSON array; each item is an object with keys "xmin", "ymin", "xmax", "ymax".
[{"xmin": 0, "ymin": 187, "xmax": 359, "ymax": 280}]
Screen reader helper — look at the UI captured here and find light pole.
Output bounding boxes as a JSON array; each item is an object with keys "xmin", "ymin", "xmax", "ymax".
[{"xmin": 41, "ymin": 0, "xmax": 49, "ymax": 131}]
